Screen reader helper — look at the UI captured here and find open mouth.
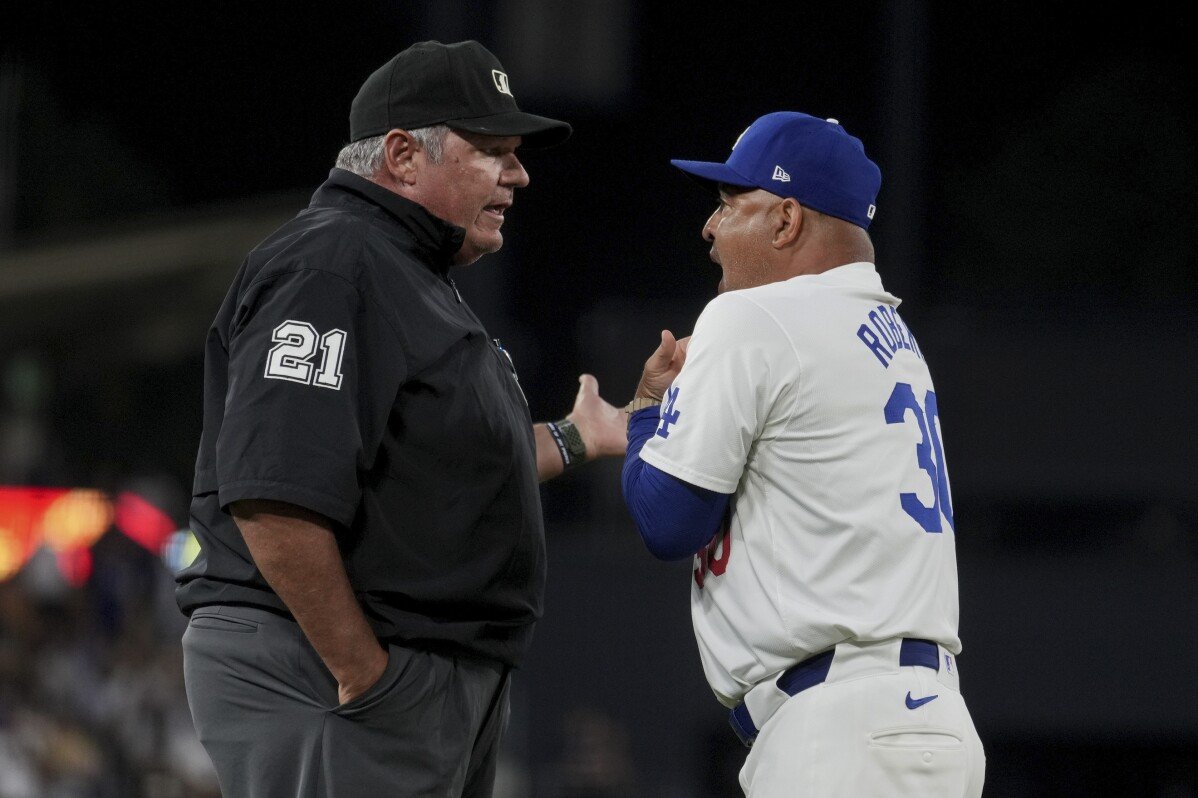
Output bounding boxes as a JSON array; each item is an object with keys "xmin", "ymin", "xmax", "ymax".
[{"xmin": 483, "ymin": 204, "xmax": 508, "ymax": 218}]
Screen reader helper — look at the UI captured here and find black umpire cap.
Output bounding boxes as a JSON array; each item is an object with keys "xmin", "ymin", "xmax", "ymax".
[{"xmin": 349, "ymin": 40, "xmax": 572, "ymax": 148}]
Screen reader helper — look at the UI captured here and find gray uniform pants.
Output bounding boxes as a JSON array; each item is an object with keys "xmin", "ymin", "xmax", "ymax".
[{"xmin": 182, "ymin": 605, "xmax": 510, "ymax": 798}]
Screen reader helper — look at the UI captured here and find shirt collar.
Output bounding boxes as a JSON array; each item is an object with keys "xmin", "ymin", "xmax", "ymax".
[
  {"xmin": 314, "ymin": 168, "xmax": 466, "ymax": 272},
  {"xmin": 785, "ymin": 261, "xmax": 900, "ymax": 305}
]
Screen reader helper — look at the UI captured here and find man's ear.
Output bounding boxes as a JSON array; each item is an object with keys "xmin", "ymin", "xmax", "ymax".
[
  {"xmin": 773, "ymin": 198, "xmax": 803, "ymax": 248},
  {"xmin": 382, "ymin": 129, "xmax": 419, "ymax": 185}
]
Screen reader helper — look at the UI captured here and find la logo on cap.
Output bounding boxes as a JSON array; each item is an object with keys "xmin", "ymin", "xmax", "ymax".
[{"xmin": 491, "ymin": 69, "xmax": 513, "ymax": 97}]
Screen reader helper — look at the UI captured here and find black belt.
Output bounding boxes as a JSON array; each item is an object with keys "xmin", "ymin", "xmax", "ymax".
[{"xmin": 729, "ymin": 638, "xmax": 941, "ymax": 747}]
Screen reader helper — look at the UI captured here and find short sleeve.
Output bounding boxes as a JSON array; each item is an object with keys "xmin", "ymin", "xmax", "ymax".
[
  {"xmin": 639, "ymin": 292, "xmax": 796, "ymax": 494},
  {"xmin": 215, "ymin": 267, "xmax": 406, "ymax": 527}
]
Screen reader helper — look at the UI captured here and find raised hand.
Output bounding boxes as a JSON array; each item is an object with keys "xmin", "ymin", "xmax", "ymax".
[
  {"xmin": 566, "ymin": 374, "xmax": 627, "ymax": 458},
  {"xmin": 635, "ymin": 330, "xmax": 691, "ymax": 401}
]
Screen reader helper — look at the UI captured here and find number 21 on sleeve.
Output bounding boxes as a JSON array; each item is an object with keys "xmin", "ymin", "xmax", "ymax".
[{"xmin": 264, "ymin": 320, "xmax": 347, "ymax": 390}]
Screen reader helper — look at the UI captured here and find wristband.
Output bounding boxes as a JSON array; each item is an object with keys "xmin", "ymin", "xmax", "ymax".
[
  {"xmin": 546, "ymin": 419, "xmax": 587, "ymax": 468},
  {"xmin": 624, "ymin": 397, "xmax": 661, "ymax": 415}
]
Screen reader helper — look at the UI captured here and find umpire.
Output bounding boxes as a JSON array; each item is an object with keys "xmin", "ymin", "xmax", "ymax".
[{"xmin": 177, "ymin": 40, "xmax": 625, "ymax": 797}]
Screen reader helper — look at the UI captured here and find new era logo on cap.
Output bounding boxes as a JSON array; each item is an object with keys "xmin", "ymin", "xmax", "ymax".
[
  {"xmin": 772, "ymin": 165, "xmax": 791, "ymax": 182},
  {"xmin": 491, "ymin": 69, "xmax": 512, "ymax": 97}
]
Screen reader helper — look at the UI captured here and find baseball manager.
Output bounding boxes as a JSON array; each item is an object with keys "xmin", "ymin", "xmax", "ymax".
[{"xmin": 621, "ymin": 112, "xmax": 985, "ymax": 796}]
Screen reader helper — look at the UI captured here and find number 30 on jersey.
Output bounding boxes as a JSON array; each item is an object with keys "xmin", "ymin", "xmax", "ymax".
[
  {"xmin": 264, "ymin": 320, "xmax": 347, "ymax": 390},
  {"xmin": 885, "ymin": 382, "xmax": 954, "ymax": 534}
]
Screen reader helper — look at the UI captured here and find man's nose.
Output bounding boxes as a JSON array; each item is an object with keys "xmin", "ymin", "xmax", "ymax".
[
  {"xmin": 504, "ymin": 155, "xmax": 530, "ymax": 188},
  {"xmin": 702, "ymin": 211, "xmax": 719, "ymax": 242}
]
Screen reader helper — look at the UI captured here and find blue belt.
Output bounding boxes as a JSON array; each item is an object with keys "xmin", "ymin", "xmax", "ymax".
[{"xmin": 729, "ymin": 638, "xmax": 941, "ymax": 747}]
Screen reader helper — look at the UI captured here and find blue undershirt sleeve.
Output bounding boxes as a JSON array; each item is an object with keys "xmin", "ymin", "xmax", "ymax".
[{"xmin": 621, "ymin": 407, "xmax": 732, "ymax": 561}]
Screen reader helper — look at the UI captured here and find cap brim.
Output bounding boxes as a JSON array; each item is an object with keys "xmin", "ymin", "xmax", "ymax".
[
  {"xmin": 448, "ymin": 111, "xmax": 572, "ymax": 148},
  {"xmin": 669, "ymin": 159, "xmax": 757, "ymax": 193}
]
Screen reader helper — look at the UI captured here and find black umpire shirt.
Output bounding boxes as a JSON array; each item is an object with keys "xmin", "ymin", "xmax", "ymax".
[{"xmin": 176, "ymin": 168, "xmax": 546, "ymax": 667}]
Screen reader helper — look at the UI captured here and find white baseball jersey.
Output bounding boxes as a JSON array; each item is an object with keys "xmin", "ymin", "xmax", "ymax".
[{"xmin": 639, "ymin": 262, "xmax": 961, "ymax": 706}]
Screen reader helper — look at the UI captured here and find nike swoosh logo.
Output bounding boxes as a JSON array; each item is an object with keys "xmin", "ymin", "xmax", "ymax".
[{"xmin": 905, "ymin": 692, "xmax": 939, "ymax": 710}]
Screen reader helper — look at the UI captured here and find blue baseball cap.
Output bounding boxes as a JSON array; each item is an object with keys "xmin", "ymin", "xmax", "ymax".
[{"xmin": 670, "ymin": 111, "xmax": 882, "ymax": 229}]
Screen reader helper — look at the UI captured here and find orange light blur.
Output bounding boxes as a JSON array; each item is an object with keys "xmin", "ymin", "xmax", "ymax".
[
  {"xmin": 0, "ymin": 488, "xmax": 66, "ymax": 568},
  {"xmin": 40, "ymin": 490, "xmax": 114, "ymax": 552},
  {"xmin": 0, "ymin": 526, "xmax": 21, "ymax": 581}
]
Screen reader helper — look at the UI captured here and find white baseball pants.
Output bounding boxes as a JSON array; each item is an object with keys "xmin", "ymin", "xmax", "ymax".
[{"xmin": 739, "ymin": 639, "xmax": 985, "ymax": 797}]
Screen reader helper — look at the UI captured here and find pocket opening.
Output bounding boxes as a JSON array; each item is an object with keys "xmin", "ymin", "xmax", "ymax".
[
  {"xmin": 190, "ymin": 614, "xmax": 259, "ymax": 633},
  {"xmin": 330, "ymin": 645, "xmax": 408, "ymax": 717},
  {"xmin": 869, "ymin": 726, "xmax": 963, "ymax": 749}
]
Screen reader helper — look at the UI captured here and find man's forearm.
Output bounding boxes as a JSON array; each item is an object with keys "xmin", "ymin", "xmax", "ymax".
[
  {"xmin": 621, "ymin": 409, "xmax": 730, "ymax": 559},
  {"xmin": 231, "ymin": 499, "xmax": 387, "ymax": 701},
  {"xmin": 534, "ymin": 374, "xmax": 629, "ymax": 482},
  {"xmin": 534, "ymin": 422, "xmax": 568, "ymax": 482}
]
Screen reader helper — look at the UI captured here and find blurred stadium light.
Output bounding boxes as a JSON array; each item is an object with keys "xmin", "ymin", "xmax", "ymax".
[{"xmin": 0, "ymin": 485, "xmax": 189, "ymax": 584}]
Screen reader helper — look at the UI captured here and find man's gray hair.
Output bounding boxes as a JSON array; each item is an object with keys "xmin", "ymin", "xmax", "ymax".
[{"xmin": 334, "ymin": 125, "xmax": 450, "ymax": 177}]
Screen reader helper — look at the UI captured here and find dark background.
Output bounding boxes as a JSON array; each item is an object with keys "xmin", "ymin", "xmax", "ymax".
[{"xmin": 1, "ymin": 1, "xmax": 1195, "ymax": 796}]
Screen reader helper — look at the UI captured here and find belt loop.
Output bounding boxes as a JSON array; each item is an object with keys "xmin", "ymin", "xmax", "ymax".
[{"xmin": 934, "ymin": 644, "xmax": 961, "ymax": 691}]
